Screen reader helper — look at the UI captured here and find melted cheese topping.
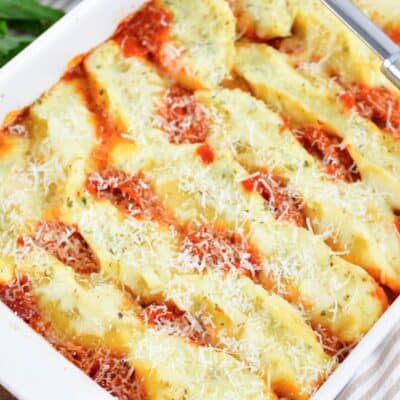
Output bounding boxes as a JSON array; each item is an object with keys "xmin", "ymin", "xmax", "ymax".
[
  {"xmin": 20, "ymin": 248, "xmax": 272, "ymax": 400},
  {"xmin": 111, "ymin": 143, "xmax": 383, "ymax": 342},
  {"xmin": 111, "ymin": 0, "xmax": 236, "ymax": 90},
  {"xmin": 90, "ymin": 41, "xmax": 386, "ymax": 341},
  {"xmin": 157, "ymin": 0, "xmax": 236, "ymax": 89},
  {"xmin": 235, "ymin": 42, "xmax": 400, "ymax": 210},
  {"xmin": 68, "ymin": 201, "xmax": 178, "ymax": 296},
  {"xmin": 288, "ymin": 0, "xmax": 396, "ymax": 90},
  {"xmin": 0, "ymin": 82, "xmax": 96, "ymax": 267},
  {"xmin": 228, "ymin": 0, "xmax": 294, "ymax": 39},
  {"xmin": 353, "ymin": 0, "xmax": 400, "ymax": 29},
  {"xmin": 85, "ymin": 41, "xmax": 166, "ymax": 144},
  {"xmin": 167, "ymin": 273, "xmax": 332, "ymax": 396},
  {"xmin": 61, "ymin": 197, "xmax": 332, "ymax": 397},
  {"xmin": 132, "ymin": 331, "xmax": 272, "ymax": 400},
  {"xmin": 198, "ymin": 88, "xmax": 400, "ymax": 291},
  {"xmin": 1, "ymin": 1, "xmax": 398, "ymax": 399}
]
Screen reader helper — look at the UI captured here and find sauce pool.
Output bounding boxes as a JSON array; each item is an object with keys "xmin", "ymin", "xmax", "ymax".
[
  {"xmin": 294, "ymin": 126, "xmax": 361, "ymax": 183},
  {"xmin": 340, "ymin": 84, "xmax": 400, "ymax": 139},
  {"xmin": 241, "ymin": 171, "xmax": 306, "ymax": 227},
  {"xmin": 142, "ymin": 302, "xmax": 209, "ymax": 345},
  {"xmin": 182, "ymin": 225, "xmax": 261, "ymax": 279},
  {"xmin": 158, "ymin": 85, "xmax": 209, "ymax": 145},
  {"xmin": 114, "ymin": 1, "xmax": 172, "ymax": 61},
  {"xmin": 31, "ymin": 221, "xmax": 100, "ymax": 275},
  {"xmin": 0, "ymin": 277, "xmax": 147, "ymax": 400},
  {"xmin": 86, "ymin": 167, "xmax": 172, "ymax": 225},
  {"xmin": 388, "ymin": 28, "xmax": 400, "ymax": 46},
  {"xmin": 196, "ymin": 144, "xmax": 214, "ymax": 164}
]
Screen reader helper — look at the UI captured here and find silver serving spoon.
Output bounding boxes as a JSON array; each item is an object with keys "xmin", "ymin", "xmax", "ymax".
[{"xmin": 321, "ymin": 0, "xmax": 400, "ymax": 89}]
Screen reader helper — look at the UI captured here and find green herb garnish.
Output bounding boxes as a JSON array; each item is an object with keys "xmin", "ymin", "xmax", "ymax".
[{"xmin": 0, "ymin": 0, "xmax": 64, "ymax": 67}]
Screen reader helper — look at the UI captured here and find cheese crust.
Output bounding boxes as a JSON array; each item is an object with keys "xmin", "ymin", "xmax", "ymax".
[{"xmin": 0, "ymin": 1, "xmax": 399, "ymax": 399}]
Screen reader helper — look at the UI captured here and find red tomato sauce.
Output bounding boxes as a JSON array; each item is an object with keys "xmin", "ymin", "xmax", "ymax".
[
  {"xmin": 337, "ymin": 92, "xmax": 356, "ymax": 110},
  {"xmin": 313, "ymin": 323, "xmax": 347, "ymax": 360},
  {"xmin": 158, "ymin": 85, "xmax": 209, "ymax": 144},
  {"xmin": 142, "ymin": 302, "xmax": 209, "ymax": 345},
  {"xmin": 63, "ymin": 62, "xmax": 122, "ymax": 169},
  {"xmin": 196, "ymin": 144, "xmax": 214, "ymax": 164},
  {"xmin": 0, "ymin": 136, "xmax": 11, "ymax": 158},
  {"xmin": 0, "ymin": 277, "xmax": 147, "ymax": 400},
  {"xmin": 243, "ymin": 27, "xmax": 266, "ymax": 43},
  {"xmin": 340, "ymin": 84, "xmax": 400, "ymax": 139},
  {"xmin": 31, "ymin": 221, "xmax": 100, "ymax": 275},
  {"xmin": 2, "ymin": 107, "xmax": 31, "ymax": 138},
  {"xmin": 279, "ymin": 115, "xmax": 290, "ymax": 133},
  {"xmin": 370, "ymin": 284, "xmax": 389, "ymax": 311},
  {"xmin": 0, "ymin": 277, "xmax": 42, "ymax": 328},
  {"xmin": 62, "ymin": 61, "xmax": 86, "ymax": 82},
  {"xmin": 393, "ymin": 214, "xmax": 400, "ymax": 255},
  {"xmin": 268, "ymin": 36, "xmax": 305, "ymax": 56},
  {"xmin": 395, "ymin": 216, "xmax": 400, "ymax": 234},
  {"xmin": 76, "ymin": 348, "xmax": 147, "ymax": 400},
  {"xmin": 388, "ymin": 28, "xmax": 400, "ymax": 45},
  {"xmin": 241, "ymin": 172, "xmax": 306, "ymax": 227},
  {"xmin": 381, "ymin": 284, "xmax": 398, "ymax": 305},
  {"xmin": 114, "ymin": 1, "xmax": 172, "ymax": 61},
  {"xmin": 86, "ymin": 167, "xmax": 171, "ymax": 224},
  {"xmin": 181, "ymin": 225, "xmax": 261, "ymax": 279},
  {"xmin": 294, "ymin": 126, "xmax": 361, "ymax": 182}
]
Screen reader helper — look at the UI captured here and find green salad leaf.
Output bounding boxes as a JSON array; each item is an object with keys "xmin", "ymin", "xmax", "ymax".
[
  {"xmin": 0, "ymin": 0, "xmax": 64, "ymax": 22},
  {"xmin": 0, "ymin": 0, "xmax": 64, "ymax": 67},
  {"xmin": 0, "ymin": 31, "xmax": 34, "ymax": 66},
  {"xmin": 0, "ymin": 20, "xmax": 7, "ymax": 36}
]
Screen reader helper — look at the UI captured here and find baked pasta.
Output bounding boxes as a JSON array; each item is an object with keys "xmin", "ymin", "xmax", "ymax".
[{"xmin": 0, "ymin": 0, "xmax": 399, "ymax": 399}]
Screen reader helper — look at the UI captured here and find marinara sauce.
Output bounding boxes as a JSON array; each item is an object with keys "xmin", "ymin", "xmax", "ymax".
[
  {"xmin": 388, "ymin": 28, "xmax": 400, "ymax": 45},
  {"xmin": 294, "ymin": 126, "xmax": 361, "ymax": 182},
  {"xmin": 241, "ymin": 171, "xmax": 306, "ymax": 227},
  {"xmin": 339, "ymin": 84, "xmax": 400, "ymax": 139},
  {"xmin": 62, "ymin": 62, "xmax": 121, "ymax": 169},
  {"xmin": 86, "ymin": 167, "xmax": 171, "ymax": 225},
  {"xmin": 0, "ymin": 277, "xmax": 147, "ymax": 400},
  {"xmin": 114, "ymin": 1, "xmax": 172, "ymax": 61},
  {"xmin": 182, "ymin": 225, "xmax": 261, "ymax": 279},
  {"xmin": 158, "ymin": 85, "xmax": 209, "ymax": 145},
  {"xmin": 30, "ymin": 221, "xmax": 100, "ymax": 275},
  {"xmin": 142, "ymin": 302, "xmax": 209, "ymax": 345}
]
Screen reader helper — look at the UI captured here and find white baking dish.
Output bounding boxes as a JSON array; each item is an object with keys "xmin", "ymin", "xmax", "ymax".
[{"xmin": 0, "ymin": 1, "xmax": 399, "ymax": 399}]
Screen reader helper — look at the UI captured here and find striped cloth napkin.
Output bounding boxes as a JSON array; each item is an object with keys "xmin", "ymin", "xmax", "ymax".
[
  {"xmin": 0, "ymin": 1, "xmax": 398, "ymax": 400},
  {"xmin": 337, "ymin": 323, "xmax": 400, "ymax": 400},
  {"xmin": 41, "ymin": 0, "xmax": 81, "ymax": 11}
]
